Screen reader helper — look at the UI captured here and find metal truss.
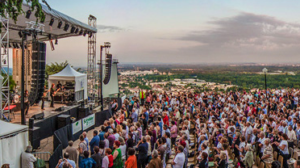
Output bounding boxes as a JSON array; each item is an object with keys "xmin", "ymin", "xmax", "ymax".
[
  {"xmin": 0, "ymin": 13, "xmax": 10, "ymax": 120},
  {"xmin": 87, "ymin": 15, "xmax": 97, "ymax": 101}
]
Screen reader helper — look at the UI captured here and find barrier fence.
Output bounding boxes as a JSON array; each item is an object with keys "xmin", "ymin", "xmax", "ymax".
[{"xmin": 48, "ymin": 109, "xmax": 111, "ymax": 168}]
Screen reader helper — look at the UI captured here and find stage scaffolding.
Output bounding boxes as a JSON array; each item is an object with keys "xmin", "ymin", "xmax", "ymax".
[
  {"xmin": 0, "ymin": 12, "xmax": 10, "ymax": 120},
  {"xmin": 87, "ymin": 15, "xmax": 97, "ymax": 102}
]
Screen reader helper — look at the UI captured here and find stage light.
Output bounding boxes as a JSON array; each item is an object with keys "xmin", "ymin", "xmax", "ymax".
[
  {"xmin": 49, "ymin": 18, "xmax": 54, "ymax": 26},
  {"xmin": 75, "ymin": 28, "xmax": 79, "ymax": 34},
  {"xmin": 57, "ymin": 21, "xmax": 62, "ymax": 29},
  {"xmin": 70, "ymin": 26, "xmax": 75, "ymax": 33},
  {"xmin": 55, "ymin": 39, "xmax": 58, "ymax": 45},
  {"xmin": 18, "ymin": 31, "xmax": 22, "ymax": 38},
  {"xmin": 25, "ymin": 10, "xmax": 31, "ymax": 19},
  {"xmin": 83, "ymin": 30, "xmax": 87, "ymax": 36},
  {"xmin": 64, "ymin": 23, "xmax": 69, "ymax": 31},
  {"xmin": 79, "ymin": 29, "xmax": 83, "ymax": 35},
  {"xmin": 89, "ymin": 32, "xmax": 93, "ymax": 38}
]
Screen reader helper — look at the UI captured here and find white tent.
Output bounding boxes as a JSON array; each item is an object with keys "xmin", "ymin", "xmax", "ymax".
[
  {"xmin": 0, "ymin": 121, "xmax": 28, "ymax": 167},
  {"xmin": 48, "ymin": 65, "xmax": 88, "ymax": 100}
]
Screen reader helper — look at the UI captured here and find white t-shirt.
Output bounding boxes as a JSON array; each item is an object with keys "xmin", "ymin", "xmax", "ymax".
[
  {"xmin": 102, "ymin": 156, "xmax": 109, "ymax": 168},
  {"xmin": 174, "ymin": 152, "xmax": 185, "ymax": 168},
  {"xmin": 279, "ymin": 140, "xmax": 289, "ymax": 154},
  {"xmin": 259, "ymin": 138, "xmax": 266, "ymax": 153},
  {"xmin": 239, "ymin": 142, "xmax": 246, "ymax": 155},
  {"xmin": 114, "ymin": 133, "xmax": 120, "ymax": 141},
  {"xmin": 21, "ymin": 152, "xmax": 37, "ymax": 168}
]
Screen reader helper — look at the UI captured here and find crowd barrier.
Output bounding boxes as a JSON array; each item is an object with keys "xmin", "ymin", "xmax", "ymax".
[
  {"xmin": 48, "ymin": 109, "xmax": 112, "ymax": 168},
  {"xmin": 33, "ymin": 105, "xmax": 80, "ymax": 140}
]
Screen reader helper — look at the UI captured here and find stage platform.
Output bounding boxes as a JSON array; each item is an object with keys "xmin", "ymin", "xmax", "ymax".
[{"xmin": 11, "ymin": 101, "xmax": 66, "ymax": 124}]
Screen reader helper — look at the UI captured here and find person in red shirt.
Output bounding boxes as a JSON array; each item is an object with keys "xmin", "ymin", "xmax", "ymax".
[{"xmin": 163, "ymin": 112, "xmax": 169, "ymax": 126}]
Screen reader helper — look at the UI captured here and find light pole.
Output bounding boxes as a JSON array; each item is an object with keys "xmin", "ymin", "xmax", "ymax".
[
  {"xmin": 262, "ymin": 68, "xmax": 268, "ymax": 97},
  {"xmin": 99, "ymin": 42, "xmax": 111, "ymax": 111}
]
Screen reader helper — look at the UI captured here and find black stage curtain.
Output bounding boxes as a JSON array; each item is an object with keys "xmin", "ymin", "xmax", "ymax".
[
  {"xmin": 95, "ymin": 110, "xmax": 110, "ymax": 127},
  {"xmin": 53, "ymin": 125, "xmax": 71, "ymax": 150}
]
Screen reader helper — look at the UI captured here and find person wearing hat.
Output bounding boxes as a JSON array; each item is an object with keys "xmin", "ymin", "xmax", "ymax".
[{"xmin": 21, "ymin": 145, "xmax": 37, "ymax": 168}]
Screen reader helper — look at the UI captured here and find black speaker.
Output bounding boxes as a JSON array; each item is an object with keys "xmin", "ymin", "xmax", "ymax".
[
  {"xmin": 29, "ymin": 41, "xmax": 46, "ymax": 105},
  {"xmin": 29, "ymin": 127, "xmax": 40, "ymax": 149},
  {"xmin": 103, "ymin": 54, "xmax": 112, "ymax": 85},
  {"xmin": 57, "ymin": 114, "xmax": 71, "ymax": 129},
  {"xmin": 29, "ymin": 118, "xmax": 34, "ymax": 129},
  {"xmin": 31, "ymin": 112, "xmax": 44, "ymax": 120},
  {"xmin": 78, "ymin": 107, "xmax": 89, "ymax": 119}
]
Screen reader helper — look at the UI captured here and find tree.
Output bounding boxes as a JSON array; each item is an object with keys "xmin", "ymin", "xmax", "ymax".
[
  {"xmin": 0, "ymin": 0, "xmax": 46, "ymax": 33},
  {"xmin": 45, "ymin": 60, "xmax": 69, "ymax": 79},
  {"xmin": 1, "ymin": 71, "xmax": 16, "ymax": 91},
  {"xmin": 45, "ymin": 60, "xmax": 81, "ymax": 87}
]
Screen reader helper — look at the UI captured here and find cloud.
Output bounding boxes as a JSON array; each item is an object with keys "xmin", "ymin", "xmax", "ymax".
[
  {"xmin": 181, "ymin": 12, "xmax": 300, "ymax": 50},
  {"xmin": 97, "ymin": 25, "xmax": 124, "ymax": 32}
]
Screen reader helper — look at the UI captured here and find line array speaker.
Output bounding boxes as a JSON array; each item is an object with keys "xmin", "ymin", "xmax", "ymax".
[
  {"xmin": 103, "ymin": 54, "xmax": 112, "ymax": 85},
  {"xmin": 29, "ymin": 41, "xmax": 46, "ymax": 105}
]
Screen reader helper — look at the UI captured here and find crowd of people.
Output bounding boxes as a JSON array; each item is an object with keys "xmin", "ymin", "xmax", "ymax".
[{"xmin": 20, "ymin": 88, "xmax": 300, "ymax": 168}]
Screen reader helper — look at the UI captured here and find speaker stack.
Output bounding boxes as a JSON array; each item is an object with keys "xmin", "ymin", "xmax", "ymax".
[
  {"xmin": 29, "ymin": 127, "xmax": 40, "ymax": 149},
  {"xmin": 103, "ymin": 54, "xmax": 112, "ymax": 85},
  {"xmin": 29, "ymin": 41, "xmax": 46, "ymax": 105},
  {"xmin": 57, "ymin": 114, "xmax": 71, "ymax": 129},
  {"xmin": 78, "ymin": 106, "xmax": 90, "ymax": 119}
]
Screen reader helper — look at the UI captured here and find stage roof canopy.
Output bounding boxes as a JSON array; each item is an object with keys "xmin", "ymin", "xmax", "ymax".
[{"xmin": 1, "ymin": 2, "xmax": 97, "ymax": 42}]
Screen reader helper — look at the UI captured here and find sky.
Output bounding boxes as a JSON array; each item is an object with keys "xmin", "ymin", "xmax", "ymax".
[{"xmin": 44, "ymin": 0, "xmax": 300, "ymax": 66}]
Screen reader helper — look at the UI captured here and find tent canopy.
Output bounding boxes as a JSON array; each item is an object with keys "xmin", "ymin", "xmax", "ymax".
[
  {"xmin": 0, "ymin": 120, "xmax": 28, "ymax": 138},
  {"xmin": 1, "ymin": 2, "xmax": 97, "ymax": 43},
  {"xmin": 49, "ymin": 64, "xmax": 85, "ymax": 79},
  {"xmin": 48, "ymin": 65, "xmax": 87, "ymax": 99}
]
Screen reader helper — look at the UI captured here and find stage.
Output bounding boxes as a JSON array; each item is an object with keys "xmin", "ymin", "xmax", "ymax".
[{"xmin": 11, "ymin": 101, "xmax": 66, "ymax": 124}]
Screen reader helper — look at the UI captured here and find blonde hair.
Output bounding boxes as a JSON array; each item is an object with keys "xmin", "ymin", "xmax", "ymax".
[
  {"xmin": 146, "ymin": 135, "xmax": 151, "ymax": 141},
  {"xmin": 116, "ymin": 125, "xmax": 122, "ymax": 133},
  {"xmin": 220, "ymin": 151, "xmax": 227, "ymax": 160}
]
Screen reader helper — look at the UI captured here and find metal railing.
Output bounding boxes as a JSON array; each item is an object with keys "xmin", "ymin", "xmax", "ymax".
[{"xmin": 33, "ymin": 152, "xmax": 51, "ymax": 162}]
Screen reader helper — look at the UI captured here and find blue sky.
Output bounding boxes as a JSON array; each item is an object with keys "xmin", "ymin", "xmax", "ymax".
[{"xmin": 45, "ymin": 0, "xmax": 300, "ymax": 66}]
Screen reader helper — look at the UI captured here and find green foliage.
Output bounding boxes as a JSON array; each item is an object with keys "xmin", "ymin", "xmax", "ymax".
[
  {"xmin": 128, "ymin": 82, "xmax": 151, "ymax": 90},
  {"xmin": 45, "ymin": 60, "xmax": 69, "ymax": 79},
  {"xmin": 140, "ymin": 72, "xmax": 300, "ymax": 89},
  {"xmin": 0, "ymin": 0, "xmax": 46, "ymax": 33},
  {"xmin": 1, "ymin": 71, "xmax": 16, "ymax": 91},
  {"xmin": 45, "ymin": 60, "xmax": 81, "ymax": 87}
]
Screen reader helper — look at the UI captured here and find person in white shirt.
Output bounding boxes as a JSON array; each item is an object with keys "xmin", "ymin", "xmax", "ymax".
[
  {"xmin": 274, "ymin": 134, "xmax": 289, "ymax": 168},
  {"xmin": 287, "ymin": 125, "xmax": 297, "ymax": 147},
  {"xmin": 258, "ymin": 132, "xmax": 266, "ymax": 157},
  {"xmin": 172, "ymin": 145, "xmax": 186, "ymax": 168},
  {"xmin": 245, "ymin": 122, "xmax": 253, "ymax": 142},
  {"xmin": 21, "ymin": 146, "xmax": 37, "ymax": 168}
]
